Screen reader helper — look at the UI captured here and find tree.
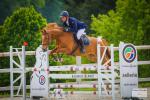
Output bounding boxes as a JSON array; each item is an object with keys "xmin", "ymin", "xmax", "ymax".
[
  {"xmin": 0, "ymin": 6, "xmax": 47, "ymax": 51},
  {"xmin": 91, "ymin": 0, "xmax": 150, "ymax": 45},
  {"xmin": 91, "ymin": 10, "xmax": 122, "ymax": 45}
]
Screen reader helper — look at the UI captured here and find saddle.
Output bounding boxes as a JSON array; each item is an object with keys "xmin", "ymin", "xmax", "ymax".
[{"xmin": 71, "ymin": 34, "xmax": 90, "ymax": 55}]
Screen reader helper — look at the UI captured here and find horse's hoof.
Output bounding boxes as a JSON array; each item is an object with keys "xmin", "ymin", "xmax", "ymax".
[{"xmin": 80, "ymin": 48, "xmax": 86, "ymax": 53}]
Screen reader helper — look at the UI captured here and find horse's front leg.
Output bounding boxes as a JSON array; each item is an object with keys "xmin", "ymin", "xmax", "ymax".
[
  {"xmin": 50, "ymin": 47, "xmax": 58, "ymax": 55},
  {"xmin": 50, "ymin": 47, "xmax": 71, "ymax": 62},
  {"xmin": 55, "ymin": 48, "xmax": 72, "ymax": 55}
]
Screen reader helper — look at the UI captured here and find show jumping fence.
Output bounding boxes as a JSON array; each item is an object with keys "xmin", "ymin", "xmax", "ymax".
[{"xmin": 0, "ymin": 38, "xmax": 150, "ymax": 100}]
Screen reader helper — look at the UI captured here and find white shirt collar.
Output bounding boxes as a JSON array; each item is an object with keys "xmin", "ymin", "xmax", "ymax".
[{"xmin": 66, "ymin": 18, "xmax": 69, "ymax": 26}]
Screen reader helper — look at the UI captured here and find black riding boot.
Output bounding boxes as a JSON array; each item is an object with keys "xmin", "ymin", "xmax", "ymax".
[{"xmin": 78, "ymin": 39, "xmax": 85, "ymax": 53}]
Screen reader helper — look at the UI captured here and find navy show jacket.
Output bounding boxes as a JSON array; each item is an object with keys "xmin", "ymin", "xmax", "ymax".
[{"xmin": 63, "ymin": 17, "xmax": 87, "ymax": 33}]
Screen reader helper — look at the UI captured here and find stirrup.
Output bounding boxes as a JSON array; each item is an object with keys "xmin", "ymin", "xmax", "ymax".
[{"xmin": 80, "ymin": 48, "xmax": 85, "ymax": 53}]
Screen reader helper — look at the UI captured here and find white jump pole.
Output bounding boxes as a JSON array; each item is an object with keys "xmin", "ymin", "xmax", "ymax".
[
  {"xmin": 97, "ymin": 37, "xmax": 101, "ymax": 98},
  {"xmin": 22, "ymin": 46, "xmax": 26, "ymax": 100},
  {"xmin": 111, "ymin": 44, "xmax": 115, "ymax": 100},
  {"xmin": 10, "ymin": 46, "xmax": 26, "ymax": 100},
  {"xmin": 76, "ymin": 56, "xmax": 81, "ymax": 83},
  {"xmin": 10, "ymin": 46, "xmax": 13, "ymax": 100},
  {"xmin": 97, "ymin": 37, "xmax": 115, "ymax": 100}
]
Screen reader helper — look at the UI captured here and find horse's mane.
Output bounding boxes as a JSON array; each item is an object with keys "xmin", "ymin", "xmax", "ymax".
[
  {"xmin": 44, "ymin": 23, "xmax": 63, "ymax": 30},
  {"xmin": 44, "ymin": 23, "xmax": 73, "ymax": 36}
]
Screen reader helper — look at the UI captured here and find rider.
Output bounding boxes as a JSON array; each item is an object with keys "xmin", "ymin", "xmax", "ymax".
[{"xmin": 59, "ymin": 11, "xmax": 87, "ymax": 53}]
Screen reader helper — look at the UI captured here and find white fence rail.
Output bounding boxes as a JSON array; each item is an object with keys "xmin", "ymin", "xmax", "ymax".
[
  {"xmin": 0, "ymin": 45, "xmax": 150, "ymax": 92},
  {"xmin": 0, "ymin": 45, "xmax": 150, "ymax": 57},
  {"xmin": 0, "ymin": 60, "xmax": 150, "ymax": 74},
  {"xmin": 1, "ymin": 77, "xmax": 150, "ymax": 91}
]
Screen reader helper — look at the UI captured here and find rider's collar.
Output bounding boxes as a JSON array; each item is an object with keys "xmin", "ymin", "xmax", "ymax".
[{"xmin": 66, "ymin": 18, "xmax": 69, "ymax": 26}]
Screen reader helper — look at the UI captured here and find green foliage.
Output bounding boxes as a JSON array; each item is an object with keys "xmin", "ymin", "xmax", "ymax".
[
  {"xmin": 91, "ymin": 10, "xmax": 122, "ymax": 45},
  {"xmin": 91, "ymin": 0, "xmax": 150, "ymax": 46},
  {"xmin": 0, "ymin": 6, "xmax": 47, "ymax": 51}
]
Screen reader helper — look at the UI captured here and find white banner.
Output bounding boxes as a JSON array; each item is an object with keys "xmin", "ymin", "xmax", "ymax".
[
  {"xmin": 30, "ymin": 46, "xmax": 49, "ymax": 98},
  {"xmin": 119, "ymin": 42, "xmax": 138, "ymax": 98},
  {"xmin": 132, "ymin": 88, "xmax": 147, "ymax": 98}
]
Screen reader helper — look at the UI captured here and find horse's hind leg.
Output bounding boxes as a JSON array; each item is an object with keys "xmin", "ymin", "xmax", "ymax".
[
  {"xmin": 50, "ymin": 47, "xmax": 58, "ymax": 55},
  {"xmin": 102, "ymin": 39, "xmax": 111, "ymax": 58},
  {"xmin": 87, "ymin": 54, "xmax": 97, "ymax": 62},
  {"xmin": 103, "ymin": 56, "xmax": 111, "ymax": 69},
  {"xmin": 100, "ymin": 39, "xmax": 111, "ymax": 67},
  {"xmin": 54, "ymin": 48, "xmax": 72, "ymax": 55}
]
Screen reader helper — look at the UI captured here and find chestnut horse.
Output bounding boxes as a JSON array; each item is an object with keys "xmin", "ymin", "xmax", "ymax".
[{"xmin": 41, "ymin": 23, "xmax": 110, "ymax": 64}]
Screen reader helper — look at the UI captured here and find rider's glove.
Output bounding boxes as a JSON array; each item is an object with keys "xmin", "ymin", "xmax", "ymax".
[{"xmin": 64, "ymin": 28, "xmax": 69, "ymax": 32}]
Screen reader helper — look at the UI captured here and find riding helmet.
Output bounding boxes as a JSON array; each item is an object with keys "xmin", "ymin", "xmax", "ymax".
[{"xmin": 60, "ymin": 11, "xmax": 69, "ymax": 17}]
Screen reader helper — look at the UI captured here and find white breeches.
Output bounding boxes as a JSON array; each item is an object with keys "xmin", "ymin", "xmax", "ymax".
[{"xmin": 76, "ymin": 29, "xmax": 86, "ymax": 40}]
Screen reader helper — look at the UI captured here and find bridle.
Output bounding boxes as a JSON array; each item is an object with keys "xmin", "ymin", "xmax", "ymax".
[{"xmin": 42, "ymin": 29, "xmax": 50, "ymax": 47}]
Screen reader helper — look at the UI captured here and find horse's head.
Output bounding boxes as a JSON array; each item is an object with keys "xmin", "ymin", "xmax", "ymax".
[
  {"xmin": 41, "ymin": 28, "xmax": 50, "ymax": 51},
  {"xmin": 41, "ymin": 23, "xmax": 64, "ymax": 51}
]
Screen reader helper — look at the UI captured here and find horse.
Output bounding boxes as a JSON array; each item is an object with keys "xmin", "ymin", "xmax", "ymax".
[{"xmin": 41, "ymin": 23, "xmax": 111, "ymax": 65}]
